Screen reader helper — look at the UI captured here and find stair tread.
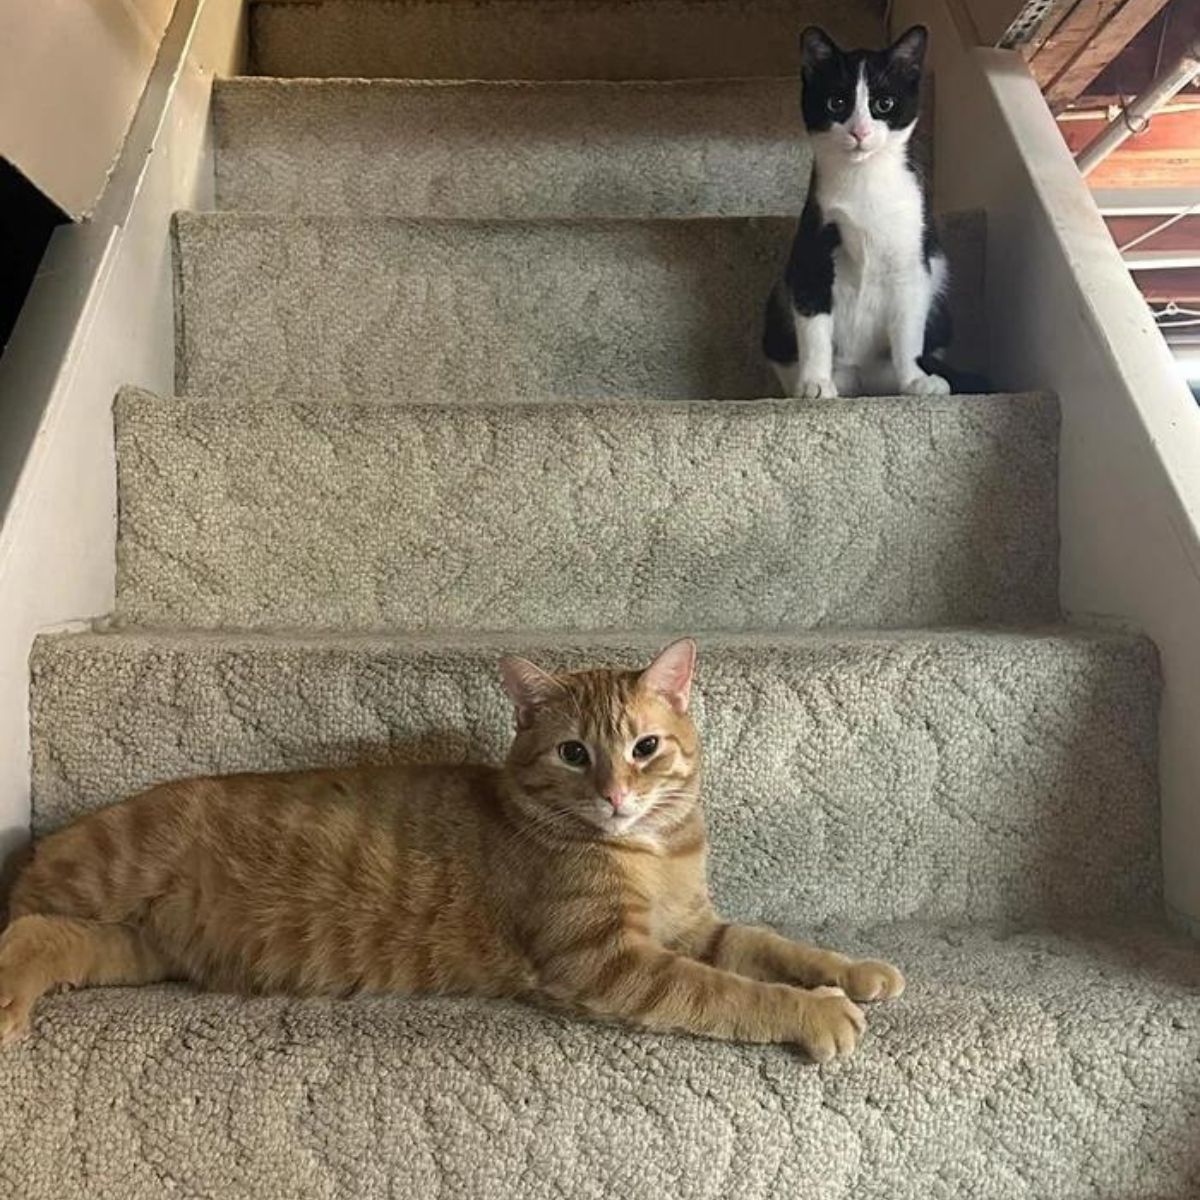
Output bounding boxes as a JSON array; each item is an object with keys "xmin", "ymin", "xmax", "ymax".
[
  {"xmin": 114, "ymin": 387, "xmax": 1058, "ymax": 632},
  {"xmin": 3, "ymin": 919, "xmax": 1196, "ymax": 1195},
  {"xmin": 248, "ymin": 0, "xmax": 884, "ymax": 81},
  {"xmin": 173, "ymin": 210, "xmax": 988, "ymax": 401},
  {"xmin": 214, "ymin": 75, "xmax": 809, "ymax": 218},
  {"xmin": 31, "ymin": 626, "xmax": 1160, "ymax": 924},
  {"xmin": 35, "ymin": 623, "xmax": 1149, "ymax": 650}
]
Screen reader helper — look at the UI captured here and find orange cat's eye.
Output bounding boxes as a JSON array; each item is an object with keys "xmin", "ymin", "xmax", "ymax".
[
  {"xmin": 632, "ymin": 736, "xmax": 660, "ymax": 760},
  {"xmin": 557, "ymin": 740, "xmax": 590, "ymax": 767}
]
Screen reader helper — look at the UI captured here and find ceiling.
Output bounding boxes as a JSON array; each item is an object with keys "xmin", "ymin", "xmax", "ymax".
[{"xmin": 1009, "ymin": 0, "xmax": 1199, "ymax": 370}]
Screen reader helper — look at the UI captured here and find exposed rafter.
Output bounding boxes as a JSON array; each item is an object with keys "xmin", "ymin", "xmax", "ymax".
[
  {"xmin": 1027, "ymin": 0, "xmax": 1123, "ymax": 84},
  {"xmin": 1043, "ymin": 0, "xmax": 1175, "ymax": 109},
  {"xmin": 1022, "ymin": 0, "xmax": 1180, "ymax": 111}
]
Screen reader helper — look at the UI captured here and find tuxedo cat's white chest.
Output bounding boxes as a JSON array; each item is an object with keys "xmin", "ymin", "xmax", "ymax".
[
  {"xmin": 816, "ymin": 154, "xmax": 927, "ymax": 274},
  {"xmin": 816, "ymin": 153, "xmax": 930, "ymax": 367}
]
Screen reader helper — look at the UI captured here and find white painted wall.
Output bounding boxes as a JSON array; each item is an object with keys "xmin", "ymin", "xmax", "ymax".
[
  {"xmin": 896, "ymin": 0, "xmax": 1200, "ymax": 930},
  {"xmin": 0, "ymin": 0, "xmax": 245, "ymax": 873},
  {"xmin": 0, "ymin": 0, "xmax": 178, "ymax": 218}
]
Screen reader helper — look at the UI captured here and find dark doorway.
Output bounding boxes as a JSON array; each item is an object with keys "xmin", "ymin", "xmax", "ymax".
[{"xmin": 0, "ymin": 158, "xmax": 69, "ymax": 362}]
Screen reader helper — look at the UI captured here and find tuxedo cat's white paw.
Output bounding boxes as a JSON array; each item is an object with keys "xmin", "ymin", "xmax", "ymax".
[
  {"xmin": 901, "ymin": 371, "xmax": 950, "ymax": 397},
  {"xmin": 796, "ymin": 378, "xmax": 838, "ymax": 400}
]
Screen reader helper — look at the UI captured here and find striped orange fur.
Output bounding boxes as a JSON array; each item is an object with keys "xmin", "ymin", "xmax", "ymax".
[{"xmin": 0, "ymin": 640, "xmax": 902, "ymax": 1060}]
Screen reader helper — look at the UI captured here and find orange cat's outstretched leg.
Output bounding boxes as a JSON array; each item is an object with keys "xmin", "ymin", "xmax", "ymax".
[
  {"xmin": 676, "ymin": 914, "xmax": 906, "ymax": 1003},
  {"xmin": 0, "ymin": 915, "xmax": 171, "ymax": 1046}
]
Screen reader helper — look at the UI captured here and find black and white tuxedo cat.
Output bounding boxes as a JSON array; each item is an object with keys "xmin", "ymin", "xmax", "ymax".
[{"xmin": 764, "ymin": 25, "xmax": 952, "ymax": 398}]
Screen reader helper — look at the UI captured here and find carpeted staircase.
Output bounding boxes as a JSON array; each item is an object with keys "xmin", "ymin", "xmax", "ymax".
[{"xmin": 3, "ymin": 0, "xmax": 1198, "ymax": 1195}]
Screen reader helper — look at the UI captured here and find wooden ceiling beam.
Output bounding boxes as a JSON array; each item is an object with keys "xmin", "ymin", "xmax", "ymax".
[
  {"xmin": 1059, "ymin": 107, "xmax": 1200, "ymax": 153},
  {"xmin": 1130, "ymin": 266, "xmax": 1200, "ymax": 302},
  {"xmin": 1083, "ymin": 152, "xmax": 1199, "ymax": 189},
  {"xmin": 1106, "ymin": 214, "xmax": 1200, "ymax": 251},
  {"xmin": 1043, "ymin": 0, "xmax": 1176, "ymax": 110},
  {"xmin": 1029, "ymin": 0, "xmax": 1125, "ymax": 87}
]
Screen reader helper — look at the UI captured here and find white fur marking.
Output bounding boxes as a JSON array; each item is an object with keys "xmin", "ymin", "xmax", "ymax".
[{"xmin": 791, "ymin": 311, "xmax": 837, "ymax": 399}]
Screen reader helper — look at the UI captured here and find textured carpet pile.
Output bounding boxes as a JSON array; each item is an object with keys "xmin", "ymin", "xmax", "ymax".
[{"xmin": 4, "ymin": 0, "xmax": 1197, "ymax": 1195}]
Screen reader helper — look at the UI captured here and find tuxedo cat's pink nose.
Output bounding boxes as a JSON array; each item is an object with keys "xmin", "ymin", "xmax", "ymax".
[{"xmin": 850, "ymin": 124, "xmax": 871, "ymax": 143}]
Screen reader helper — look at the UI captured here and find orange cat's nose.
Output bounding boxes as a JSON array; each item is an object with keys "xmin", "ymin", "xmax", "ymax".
[{"xmin": 604, "ymin": 788, "xmax": 633, "ymax": 814}]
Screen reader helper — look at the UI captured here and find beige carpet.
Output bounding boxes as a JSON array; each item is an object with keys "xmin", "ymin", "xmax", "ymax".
[
  {"xmin": 172, "ymin": 211, "xmax": 987, "ymax": 400},
  {"xmin": 2, "ymin": 923, "xmax": 1198, "ymax": 1199},
  {"xmin": 248, "ymin": 0, "xmax": 886, "ymax": 80},
  {"xmin": 113, "ymin": 389, "xmax": 1057, "ymax": 630},
  {"xmin": 214, "ymin": 77, "xmax": 812, "ymax": 219}
]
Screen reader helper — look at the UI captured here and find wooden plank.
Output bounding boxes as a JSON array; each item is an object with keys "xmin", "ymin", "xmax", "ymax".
[
  {"xmin": 1086, "ymin": 150, "xmax": 1200, "ymax": 188},
  {"xmin": 1059, "ymin": 107, "xmax": 1200, "ymax": 153},
  {"xmin": 1044, "ymin": 0, "xmax": 1175, "ymax": 109},
  {"xmin": 1129, "ymin": 266, "xmax": 1200, "ymax": 302},
  {"xmin": 1059, "ymin": 105, "xmax": 1200, "ymax": 188},
  {"xmin": 1028, "ymin": 0, "xmax": 1125, "ymax": 85},
  {"xmin": 1087, "ymin": 0, "xmax": 1200, "ymax": 97},
  {"xmin": 1106, "ymin": 215, "xmax": 1200, "ymax": 252},
  {"xmin": 1074, "ymin": 90, "xmax": 1200, "ymax": 108}
]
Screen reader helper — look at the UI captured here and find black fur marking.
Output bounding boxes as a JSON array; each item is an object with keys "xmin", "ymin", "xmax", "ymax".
[
  {"xmin": 785, "ymin": 183, "xmax": 840, "ymax": 318},
  {"xmin": 923, "ymin": 287, "xmax": 952, "ymax": 356},
  {"xmin": 763, "ymin": 180, "xmax": 840, "ymax": 367}
]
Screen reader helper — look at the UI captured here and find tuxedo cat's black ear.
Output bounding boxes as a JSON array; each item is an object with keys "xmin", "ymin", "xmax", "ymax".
[
  {"xmin": 499, "ymin": 656, "xmax": 566, "ymax": 728},
  {"xmin": 890, "ymin": 25, "xmax": 928, "ymax": 73},
  {"xmin": 800, "ymin": 27, "xmax": 839, "ymax": 71}
]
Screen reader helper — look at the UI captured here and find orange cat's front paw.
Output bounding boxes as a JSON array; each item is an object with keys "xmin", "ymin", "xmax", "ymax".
[
  {"xmin": 0, "ymin": 976, "xmax": 34, "ymax": 1049},
  {"xmin": 840, "ymin": 958, "xmax": 905, "ymax": 1003},
  {"xmin": 796, "ymin": 986, "xmax": 865, "ymax": 1062}
]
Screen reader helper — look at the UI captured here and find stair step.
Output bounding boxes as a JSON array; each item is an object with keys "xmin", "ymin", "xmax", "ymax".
[
  {"xmin": 4, "ymin": 919, "xmax": 1196, "ymax": 1197},
  {"xmin": 32, "ymin": 628, "xmax": 1159, "ymax": 924},
  {"xmin": 173, "ymin": 212, "xmax": 988, "ymax": 401},
  {"xmin": 114, "ymin": 389, "xmax": 1059, "ymax": 631},
  {"xmin": 248, "ymin": 0, "xmax": 885, "ymax": 81},
  {"xmin": 214, "ymin": 77, "xmax": 809, "ymax": 219}
]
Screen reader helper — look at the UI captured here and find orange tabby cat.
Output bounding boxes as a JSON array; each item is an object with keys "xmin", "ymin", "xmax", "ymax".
[{"xmin": 0, "ymin": 639, "xmax": 903, "ymax": 1059}]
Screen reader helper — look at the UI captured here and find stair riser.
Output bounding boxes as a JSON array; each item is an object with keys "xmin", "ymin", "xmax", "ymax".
[
  {"xmin": 174, "ymin": 214, "xmax": 987, "ymax": 401},
  {"xmin": 249, "ymin": 0, "xmax": 885, "ymax": 80},
  {"xmin": 214, "ymin": 79, "xmax": 810, "ymax": 219},
  {"xmin": 114, "ymin": 393, "xmax": 1059, "ymax": 630},
  {"xmin": 31, "ymin": 633, "xmax": 1160, "ymax": 924}
]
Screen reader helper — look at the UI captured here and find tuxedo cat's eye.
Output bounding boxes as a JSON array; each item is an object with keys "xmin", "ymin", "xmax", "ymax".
[
  {"xmin": 557, "ymin": 740, "xmax": 590, "ymax": 767},
  {"xmin": 632, "ymin": 736, "xmax": 660, "ymax": 761},
  {"xmin": 872, "ymin": 96, "xmax": 896, "ymax": 115},
  {"xmin": 826, "ymin": 96, "xmax": 850, "ymax": 117}
]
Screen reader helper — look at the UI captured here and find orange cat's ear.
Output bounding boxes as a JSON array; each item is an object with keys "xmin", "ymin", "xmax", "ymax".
[
  {"xmin": 499, "ymin": 656, "xmax": 564, "ymax": 728},
  {"xmin": 639, "ymin": 638, "xmax": 697, "ymax": 714}
]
